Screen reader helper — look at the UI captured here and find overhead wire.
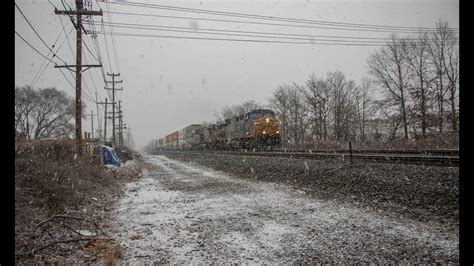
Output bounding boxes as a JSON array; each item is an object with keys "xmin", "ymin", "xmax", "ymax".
[
  {"xmin": 57, "ymin": 67, "xmax": 76, "ymax": 90},
  {"xmin": 15, "ymin": 31, "xmax": 58, "ymax": 64},
  {"xmin": 82, "ymin": 48, "xmax": 100, "ymax": 103},
  {"xmin": 58, "ymin": 13, "xmax": 75, "ymax": 60},
  {"xmin": 15, "ymin": 2, "xmax": 69, "ymax": 64},
  {"xmin": 103, "ymin": 0, "xmax": 121, "ymax": 73},
  {"xmin": 106, "ymin": 1, "xmax": 458, "ymax": 33},
  {"xmin": 30, "ymin": 27, "xmax": 75, "ymax": 88},
  {"xmin": 100, "ymin": 17, "xmax": 114, "ymax": 73},
  {"xmin": 91, "ymin": 20, "xmax": 457, "ymax": 45},
  {"xmin": 87, "ymin": 16, "xmax": 108, "ymax": 83},
  {"xmin": 30, "ymin": 23, "xmax": 69, "ymax": 87},
  {"xmin": 82, "ymin": 38, "xmax": 101, "ymax": 63},
  {"xmin": 93, "ymin": 20, "xmax": 449, "ymax": 42},
  {"xmin": 55, "ymin": 3, "xmax": 98, "ymax": 104},
  {"xmin": 98, "ymin": 31, "xmax": 404, "ymax": 46},
  {"xmin": 103, "ymin": 10, "xmax": 413, "ymax": 35}
]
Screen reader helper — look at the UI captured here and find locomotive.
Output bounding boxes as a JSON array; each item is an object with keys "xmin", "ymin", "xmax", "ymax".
[{"xmin": 155, "ymin": 109, "xmax": 281, "ymax": 150}]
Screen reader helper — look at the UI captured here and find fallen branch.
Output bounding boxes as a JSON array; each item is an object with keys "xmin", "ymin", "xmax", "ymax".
[
  {"xmin": 20, "ymin": 237, "xmax": 113, "ymax": 258},
  {"xmin": 36, "ymin": 214, "xmax": 98, "ymax": 228}
]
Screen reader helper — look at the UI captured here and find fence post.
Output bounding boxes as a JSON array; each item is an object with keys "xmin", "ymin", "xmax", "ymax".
[{"xmin": 349, "ymin": 141, "xmax": 353, "ymax": 164}]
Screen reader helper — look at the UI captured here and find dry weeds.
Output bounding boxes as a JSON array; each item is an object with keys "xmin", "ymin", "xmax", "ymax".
[{"xmin": 15, "ymin": 139, "xmax": 141, "ymax": 264}]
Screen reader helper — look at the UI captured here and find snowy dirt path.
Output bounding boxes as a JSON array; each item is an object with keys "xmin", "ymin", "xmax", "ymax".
[{"xmin": 110, "ymin": 154, "xmax": 458, "ymax": 263}]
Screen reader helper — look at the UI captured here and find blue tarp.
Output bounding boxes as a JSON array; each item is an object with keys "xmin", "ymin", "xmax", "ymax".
[{"xmin": 96, "ymin": 145, "xmax": 121, "ymax": 166}]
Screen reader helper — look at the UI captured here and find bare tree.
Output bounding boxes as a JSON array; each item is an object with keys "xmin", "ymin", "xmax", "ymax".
[
  {"xmin": 427, "ymin": 20, "xmax": 454, "ymax": 134},
  {"xmin": 402, "ymin": 32, "xmax": 435, "ymax": 137},
  {"xmin": 215, "ymin": 100, "xmax": 263, "ymax": 121},
  {"xmin": 368, "ymin": 36, "xmax": 412, "ymax": 139},
  {"xmin": 440, "ymin": 23, "xmax": 459, "ymax": 133},
  {"xmin": 288, "ymin": 83, "xmax": 309, "ymax": 145},
  {"xmin": 15, "ymin": 86, "xmax": 76, "ymax": 140},
  {"xmin": 303, "ymin": 74, "xmax": 332, "ymax": 141},
  {"xmin": 325, "ymin": 71, "xmax": 359, "ymax": 141},
  {"xmin": 269, "ymin": 85, "xmax": 292, "ymax": 143},
  {"xmin": 15, "ymin": 85, "xmax": 40, "ymax": 139},
  {"xmin": 355, "ymin": 77, "xmax": 376, "ymax": 142}
]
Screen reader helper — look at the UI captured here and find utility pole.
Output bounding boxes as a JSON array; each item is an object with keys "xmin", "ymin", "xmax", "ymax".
[
  {"xmin": 95, "ymin": 92, "xmax": 101, "ymax": 142},
  {"xmin": 54, "ymin": 1, "xmax": 102, "ymax": 155},
  {"xmin": 97, "ymin": 98, "xmax": 112, "ymax": 143},
  {"xmin": 85, "ymin": 110, "xmax": 95, "ymax": 139},
  {"xmin": 108, "ymin": 110, "xmax": 125, "ymax": 147},
  {"xmin": 105, "ymin": 73, "xmax": 122, "ymax": 144},
  {"xmin": 127, "ymin": 126, "xmax": 133, "ymax": 148},
  {"xmin": 118, "ymin": 101, "xmax": 123, "ymax": 146}
]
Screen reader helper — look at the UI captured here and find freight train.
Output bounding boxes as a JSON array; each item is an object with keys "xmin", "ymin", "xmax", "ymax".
[{"xmin": 154, "ymin": 109, "xmax": 281, "ymax": 150}]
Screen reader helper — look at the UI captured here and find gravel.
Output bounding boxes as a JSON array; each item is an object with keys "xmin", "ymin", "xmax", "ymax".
[
  {"xmin": 109, "ymin": 152, "xmax": 459, "ymax": 263},
  {"xmin": 158, "ymin": 150, "xmax": 459, "ymax": 230}
]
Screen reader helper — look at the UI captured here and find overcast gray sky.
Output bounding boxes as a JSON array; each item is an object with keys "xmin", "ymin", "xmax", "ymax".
[{"xmin": 15, "ymin": 0, "xmax": 458, "ymax": 149}]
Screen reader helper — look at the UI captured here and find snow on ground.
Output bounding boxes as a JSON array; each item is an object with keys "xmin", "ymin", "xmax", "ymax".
[{"xmin": 109, "ymin": 153, "xmax": 458, "ymax": 263}]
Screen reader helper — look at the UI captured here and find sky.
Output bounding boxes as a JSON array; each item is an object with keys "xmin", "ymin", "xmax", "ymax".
[{"xmin": 14, "ymin": 0, "xmax": 459, "ymax": 150}]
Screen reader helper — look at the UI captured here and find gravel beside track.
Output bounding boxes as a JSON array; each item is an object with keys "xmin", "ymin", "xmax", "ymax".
[
  {"xmin": 111, "ymin": 152, "xmax": 458, "ymax": 263},
  {"xmin": 156, "ymin": 150, "xmax": 459, "ymax": 231}
]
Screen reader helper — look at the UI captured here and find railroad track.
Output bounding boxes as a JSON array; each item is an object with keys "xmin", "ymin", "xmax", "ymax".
[
  {"xmin": 273, "ymin": 149, "xmax": 459, "ymax": 156},
  {"xmin": 157, "ymin": 149, "xmax": 459, "ymax": 167}
]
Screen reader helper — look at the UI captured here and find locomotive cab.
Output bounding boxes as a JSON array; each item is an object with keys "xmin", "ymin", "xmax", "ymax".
[{"xmin": 247, "ymin": 109, "xmax": 281, "ymax": 145}]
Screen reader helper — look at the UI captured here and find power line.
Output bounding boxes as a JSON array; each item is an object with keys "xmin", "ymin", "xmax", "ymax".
[
  {"xmin": 82, "ymin": 38, "xmax": 101, "ymax": 63},
  {"xmin": 91, "ymin": 20, "xmax": 457, "ymax": 44},
  {"xmin": 83, "ymin": 50, "xmax": 100, "ymax": 98},
  {"xmin": 102, "ymin": 0, "xmax": 121, "ymax": 73},
  {"xmin": 98, "ymin": 31, "xmax": 390, "ymax": 46},
  {"xmin": 104, "ymin": 10, "xmax": 455, "ymax": 36},
  {"xmin": 86, "ymin": 16, "xmax": 107, "ymax": 82},
  {"xmin": 15, "ymin": 31, "xmax": 58, "ymax": 64},
  {"xmin": 106, "ymin": 1, "xmax": 458, "ymax": 33},
  {"xmin": 31, "ymin": 27, "xmax": 75, "ymax": 88},
  {"xmin": 30, "ymin": 25, "xmax": 67, "ymax": 87},
  {"xmin": 58, "ymin": 67, "xmax": 75, "ymax": 91},
  {"xmin": 55, "ymin": 56, "xmax": 98, "ymax": 105},
  {"xmin": 15, "ymin": 2, "xmax": 68, "ymax": 64},
  {"xmin": 101, "ymin": 18, "xmax": 114, "ymax": 73},
  {"xmin": 94, "ymin": 20, "xmax": 451, "ymax": 42},
  {"xmin": 58, "ymin": 14, "xmax": 75, "ymax": 61}
]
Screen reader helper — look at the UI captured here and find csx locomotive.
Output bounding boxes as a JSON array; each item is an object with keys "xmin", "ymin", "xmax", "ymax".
[{"xmin": 155, "ymin": 109, "xmax": 281, "ymax": 150}]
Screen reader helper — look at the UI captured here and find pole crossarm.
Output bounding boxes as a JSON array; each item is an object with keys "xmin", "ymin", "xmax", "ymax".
[
  {"xmin": 55, "ymin": 64, "xmax": 102, "ymax": 72},
  {"xmin": 54, "ymin": 9, "xmax": 103, "ymax": 16}
]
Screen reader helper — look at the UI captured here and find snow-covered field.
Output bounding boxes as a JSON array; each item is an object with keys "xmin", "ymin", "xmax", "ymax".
[{"xmin": 109, "ymin": 153, "xmax": 458, "ymax": 263}]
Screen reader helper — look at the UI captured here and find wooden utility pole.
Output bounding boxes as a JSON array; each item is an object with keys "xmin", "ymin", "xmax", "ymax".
[
  {"xmin": 109, "ymin": 110, "xmax": 125, "ymax": 147},
  {"xmin": 54, "ymin": 2, "xmax": 102, "ymax": 155},
  {"xmin": 97, "ymin": 98, "xmax": 111, "ymax": 143},
  {"xmin": 118, "ymin": 101, "xmax": 123, "ymax": 146},
  {"xmin": 105, "ymin": 73, "xmax": 122, "ymax": 144},
  {"xmin": 126, "ymin": 126, "xmax": 133, "ymax": 148},
  {"xmin": 85, "ymin": 110, "xmax": 95, "ymax": 139},
  {"xmin": 95, "ymin": 92, "xmax": 101, "ymax": 141}
]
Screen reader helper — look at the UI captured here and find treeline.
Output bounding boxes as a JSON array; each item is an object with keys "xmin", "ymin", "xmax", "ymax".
[
  {"xmin": 266, "ymin": 20, "xmax": 458, "ymax": 145},
  {"xmin": 15, "ymin": 86, "xmax": 78, "ymax": 140}
]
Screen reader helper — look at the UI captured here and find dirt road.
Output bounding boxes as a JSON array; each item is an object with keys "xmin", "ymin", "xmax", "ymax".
[{"xmin": 109, "ymin": 153, "xmax": 458, "ymax": 263}]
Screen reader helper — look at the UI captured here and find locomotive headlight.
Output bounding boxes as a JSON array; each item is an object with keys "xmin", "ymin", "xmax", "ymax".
[
  {"xmin": 276, "ymin": 131, "xmax": 279, "ymax": 134},
  {"xmin": 263, "ymin": 131, "xmax": 266, "ymax": 134},
  {"xmin": 266, "ymin": 118, "xmax": 269, "ymax": 123}
]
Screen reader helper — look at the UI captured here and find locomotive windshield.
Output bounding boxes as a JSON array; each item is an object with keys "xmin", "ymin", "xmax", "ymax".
[{"xmin": 248, "ymin": 109, "xmax": 275, "ymax": 120}]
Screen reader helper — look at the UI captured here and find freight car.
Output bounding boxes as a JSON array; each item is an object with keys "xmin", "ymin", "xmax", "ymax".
[{"xmin": 155, "ymin": 109, "xmax": 281, "ymax": 150}]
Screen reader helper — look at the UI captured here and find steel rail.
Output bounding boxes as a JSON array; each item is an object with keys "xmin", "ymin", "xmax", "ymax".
[{"xmin": 154, "ymin": 149, "xmax": 459, "ymax": 167}]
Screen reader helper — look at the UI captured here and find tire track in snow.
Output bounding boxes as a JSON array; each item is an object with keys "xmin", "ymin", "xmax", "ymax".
[{"xmin": 110, "ymin": 154, "xmax": 458, "ymax": 263}]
